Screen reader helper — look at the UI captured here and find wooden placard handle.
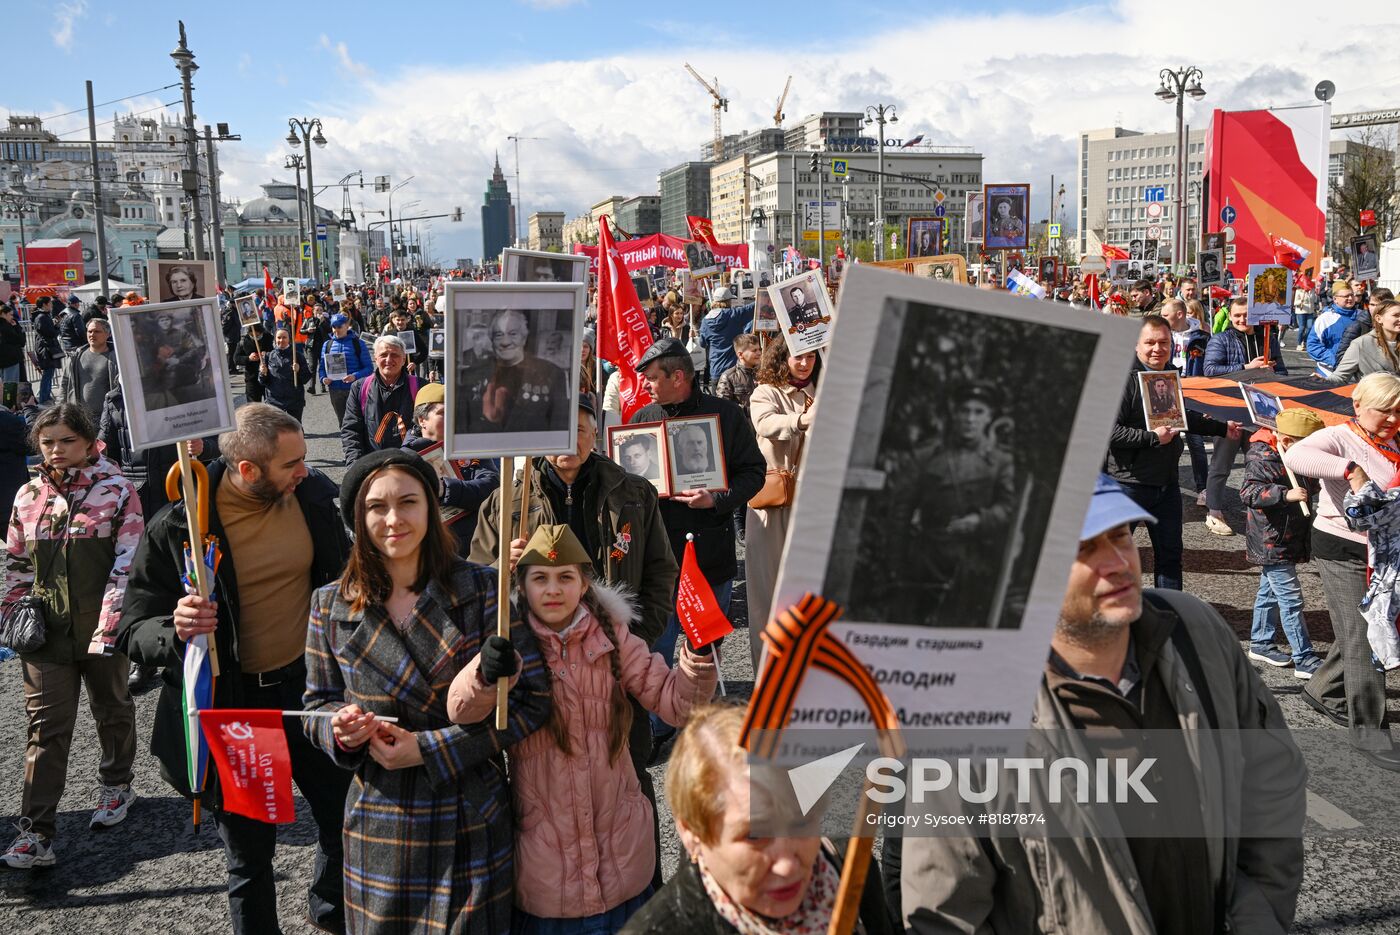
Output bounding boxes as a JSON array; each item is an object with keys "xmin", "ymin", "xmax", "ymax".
[{"xmin": 495, "ymin": 456, "xmax": 514, "ymax": 730}]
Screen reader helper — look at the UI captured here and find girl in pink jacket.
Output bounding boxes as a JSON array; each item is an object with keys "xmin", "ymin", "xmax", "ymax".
[{"xmin": 447, "ymin": 524, "xmax": 717, "ymax": 933}]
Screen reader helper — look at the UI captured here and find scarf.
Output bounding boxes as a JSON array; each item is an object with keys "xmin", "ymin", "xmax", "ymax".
[
  {"xmin": 1347, "ymin": 420, "xmax": 1400, "ymax": 485},
  {"xmin": 788, "ymin": 376, "xmax": 813, "ymax": 390},
  {"xmin": 695, "ymin": 850, "xmax": 840, "ymax": 935}
]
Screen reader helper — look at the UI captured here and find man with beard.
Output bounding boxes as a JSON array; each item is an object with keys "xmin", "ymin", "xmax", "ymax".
[
  {"xmin": 458, "ymin": 309, "xmax": 568, "ymax": 434},
  {"xmin": 118, "ymin": 404, "xmax": 352, "ymax": 935}
]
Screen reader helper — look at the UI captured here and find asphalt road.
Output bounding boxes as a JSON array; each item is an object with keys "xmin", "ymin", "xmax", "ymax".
[{"xmin": 2, "ymin": 350, "xmax": 1398, "ymax": 933}]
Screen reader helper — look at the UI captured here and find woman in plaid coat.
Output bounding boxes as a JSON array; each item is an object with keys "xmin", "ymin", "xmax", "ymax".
[{"xmin": 303, "ymin": 449, "xmax": 551, "ymax": 934}]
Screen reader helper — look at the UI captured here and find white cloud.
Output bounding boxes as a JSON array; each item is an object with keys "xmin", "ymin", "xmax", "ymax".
[
  {"xmin": 52, "ymin": 0, "xmax": 87, "ymax": 51},
  {"xmin": 225, "ymin": 0, "xmax": 1400, "ymax": 261},
  {"xmin": 319, "ymin": 35, "xmax": 371, "ymax": 80}
]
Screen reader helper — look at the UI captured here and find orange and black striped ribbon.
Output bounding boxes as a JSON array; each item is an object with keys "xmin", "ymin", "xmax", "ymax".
[{"xmin": 741, "ymin": 594, "xmax": 903, "ymax": 760}]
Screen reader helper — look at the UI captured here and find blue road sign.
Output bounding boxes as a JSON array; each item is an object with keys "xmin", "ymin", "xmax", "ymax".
[
  {"xmin": 316, "ymin": 223, "xmax": 328, "ymax": 240},
  {"xmin": 831, "ymin": 159, "xmax": 848, "ymax": 177},
  {"xmin": 1144, "ymin": 186, "xmax": 1166, "ymax": 203},
  {"xmin": 933, "ymin": 204, "xmax": 946, "ymax": 218},
  {"xmin": 1221, "ymin": 205, "xmax": 1237, "ymax": 224}
]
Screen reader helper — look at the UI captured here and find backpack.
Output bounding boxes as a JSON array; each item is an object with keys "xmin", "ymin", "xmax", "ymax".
[
  {"xmin": 328, "ymin": 334, "xmax": 367, "ymax": 377},
  {"xmin": 359, "ymin": 372, "xmax": 421, "ymax": 411}
]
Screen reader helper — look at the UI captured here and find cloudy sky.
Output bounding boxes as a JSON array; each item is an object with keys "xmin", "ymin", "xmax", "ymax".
[{"xmin": 6, "ymin": 0, "xmax": 1398, "ymax": 264}]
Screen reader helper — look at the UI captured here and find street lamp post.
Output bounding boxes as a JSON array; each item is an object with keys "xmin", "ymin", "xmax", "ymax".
[
  {"xmin": 864, "ymin": 104, "xmax": 898, "ymax": 260},
  {"xmin": 170, "ymin": 22, "xmax": 206, "ymax": 261},
  {"xmin": 285, "ymin": 154, "xmax": 307, "ymax": 280},
  {"xmin": 385, "ymin": 178, "xmax": 414, "ymax": 280},
  {"xmin": 1, "ymin": 188, "xmax": 37, "ymax": 292},
  {"xmin": 1155, "ymin": 66, "xmax": 1206, "ymax": 272},
  {"xmin": 287, "ymin": 117, "xmax": 327, "ymax": 283}
]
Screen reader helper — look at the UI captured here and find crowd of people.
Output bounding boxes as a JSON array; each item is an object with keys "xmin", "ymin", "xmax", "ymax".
[{"xmin": 0, "ymin": 249, "xmax": 1391, "ymax": 935}]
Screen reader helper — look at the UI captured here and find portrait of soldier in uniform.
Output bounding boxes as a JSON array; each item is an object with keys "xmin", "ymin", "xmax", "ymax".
[
  {"xmin": 784, "ymin": 284, "xmax": 823, "ymax": 328},
  {"xmin": 455, "ymin": 308, "xmax": 569, "ymax": 435}
]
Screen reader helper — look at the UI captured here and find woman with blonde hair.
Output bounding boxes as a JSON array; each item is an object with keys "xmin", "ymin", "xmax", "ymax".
[
  {"xmin": 1284, "ymin": 371, "xmax": 1400, "ymax": 770},
  {"xmin": 1329, "ymin": 300, "xmax": 1400, "ymax": 384},
  {"xmin": 621, "ymin": 704, "xmax": 894, "ymax": 934}
]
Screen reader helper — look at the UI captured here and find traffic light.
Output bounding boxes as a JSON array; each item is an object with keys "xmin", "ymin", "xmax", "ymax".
[{"xmin": 809, "ymin": 153, "xmax": 819, "ymax": 172}]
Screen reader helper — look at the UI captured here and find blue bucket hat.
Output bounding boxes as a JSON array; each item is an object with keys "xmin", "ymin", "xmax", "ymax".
[{"xmin": 1082, "ymin": 474, "xmax": 1154, "ymax": 541}]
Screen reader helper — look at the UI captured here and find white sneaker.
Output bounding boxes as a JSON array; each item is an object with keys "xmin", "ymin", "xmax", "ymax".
[
  {"xmin": 1, "ymin": 820, "xmax": 55, "ymax": 869},
  {"xmin": 90, "ymin": 783, "xmax": 137, "ymax": 829},
  {"xmin": 1204, "ymin": 514, "xmax": 1234, "ymax": 536}
]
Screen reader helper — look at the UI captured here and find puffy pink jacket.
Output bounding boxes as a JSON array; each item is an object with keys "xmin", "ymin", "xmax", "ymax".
[{"xmin": 446, "ymin": 581, "xmax": 717, "ymax": 919}]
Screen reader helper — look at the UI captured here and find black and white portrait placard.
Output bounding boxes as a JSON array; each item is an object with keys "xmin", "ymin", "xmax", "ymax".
[
  {"xmin": 148, "ymin": 260, "xmax": 215, "ymax": 304},
  {"xmin": 753, "ymin": 283, "xmax": 779, "ymax": 333},
  {"xmin": 664, "ymin": 414, "xmax": 727, "ymax": 493},
  {"xmin": 502, "ymin": 248, "xmax": 588, "ymax": 285},
  {"xmin": 331, "ymin": 279, "xmax": 348, "ymax": 302},
  {"xmin": 234, "ymin": 293, "xmax": 260, "ymax": 328},
  {"xmin": 1199, "ymin": 249, "xmax": 1225, "ymax": 287},
  {"xmin": 109, "ymin": 297, "xmax": 235, "ymax": 452},
  {"xmin": 443, "ymin": 281, "xmax": 584, "ymax": 459},
  {"xmin": 607, "ymin": 421, "xmax": 671, "ymax": 497},
  {"xmin": 1352, "ymin": 234, "xmax": 1380, "ymax": 282},
  {"xmin": 429, "ymin": 328, "xmax": 445, "ymax": 356},
  {"xmin": 282, "ymin": 278, "xmax": 301, "ymax": 306},
  {"xmin": 768, "ymin": 264, "xmax": 1137, "ymax": 728},
  {"xmin": 684, "ymin": 241, "xmax": 722, "ymax": 279},
  {"xmin": 768, "ymin": 270, "xmax": 835, "ymax": 356}
]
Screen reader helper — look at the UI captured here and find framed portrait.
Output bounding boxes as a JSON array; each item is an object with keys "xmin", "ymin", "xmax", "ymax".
[
  {"xmin": 1109, "ymin": 259, "xmax": 1131, "ymax": 284},
  {"xmin": 1127, "ymin": 260, "xmax": 1144, "ymax": 278},
  {"xmin": 964, "ymin": 191, "xmax": 985, "ymax": 244},
  {"xmin": 982, "ymin": 183, "xmax": 1030, "ymax": 250},
  {"xmin": 910, "ymin": 255, "xmax": 967, "ymax": 284},
  {"xmin": 1140, "ymin": 259, "xmax": 1157, "ymax": 278},
  {"xmin": 443, "ymin": 280, "xmax": 585, "ymax": 459},
  {"xmin": 1128, "ymin": 239, "xmax": 1144, "ymax": 261},
  {"xmin": 768, "ymin": 269, "xmax": 835, "ymax": 356},
  {"xmin": 733, "ymin": 269, "xmax": 756, "ymax": 301},
  {"xmin": 766, "ymin": 264, "xmax": 1137, "ymax": 732},
  {"xmin": 631, "ymin": 272, "xmax": 655, "ymax": 307},
  {"xmin": 282, "ymin": 278, "xmax": 302, "ymax": 306},
  {"xmin": 1352, "ymin": 234, "xmax": 1380, "ymax": 282},
  {"xmin": 108, "ymin": 297, "xmax": 235, "ymax": 453},
  {"xmin": 397, "ymin": 329, "xmax": 418, "ymax": 355},
  {"xmin": 1144, "ymin": 239, "xmax": 1159, "ymax": 260},
  {"xmin": 1202, "ymin": 232, "xmax": 1226, "ymax": 252},
  {"xmin": 429, "ymin": 328, "xmax": 445, "ymax": 356},
  {"xmin": 501, "ymin": 248, "xmax": 588, "ymax": 284},
  {"xmin": 234, "ymin": 293, "xmax": 260, "ymax": 328},
  {"xmin": 331, "ymin": 279, "xmax": 348, "ymax": 302},
  {"xmin": 684, "ymin": 240, "xmax": 723, "ymax": 279},
  {"xmin": 906, "ymin": 217, "xmax": 943, "ymax": 259},
  {"xmin": 665, "ymin": 414, "xmax": 728, "ymax": 493},
  {"xmin": 1246, "ymin": 264, "xmax": 1293, "ymax": 326},
  {"xmin": 680, "ymin": 269, "xmax": 704, "ymax": 305},
  {"xmin": 1240, "ymin": 384, "xmax": 1283, "ymax": 429},
  {"xmin": 607, "ymin": 422, "xmax": 671, "ymax": 497},
  {"xmin": 1038, "ymin": 256, "xmax": 1058, "ymax": 286},
  {"xmin": 325, "ymin": 350, "xmax": 348, "ymax": 381},
  {"xmin": 754, "ymin": 282, "xmax": 780, "ymax": 332},
  {"xmin": 414, "ymin": 441, "xmax": 468, "ymax": 525},
  {"xmin": 1198, "ymin": 249, "xmax": 1225, "ymax": 287},
  {"xmin": 828, "ymin": 258, "xmax": 846, "ymax": 284},
  {"xmin": 148, "ymin": 259, "xmax": 215, "ymax": 304},
  {"xmin": 1137, "ymin": 369, "xmax": 1187, "ymax": 431}
]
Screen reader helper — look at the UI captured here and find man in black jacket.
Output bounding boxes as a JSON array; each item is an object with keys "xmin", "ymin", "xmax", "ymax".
[
  {"xmin": 1107, "ymin": 315, "xmax": 1241, "ymax": 590},
  {"xmin": 118, "ymin": 404, "xmax": 352, "ymax": 935},
  {"xmin": 339, "ymin": 334, "xmax": 420, "ymax": 464},
  {"xmin": 31, "ymin": 296, "xmax": 63, "ymax": 403},
  {"xmin": 631, "ymin": 336, "xmax": 764, "ymax": 738}
]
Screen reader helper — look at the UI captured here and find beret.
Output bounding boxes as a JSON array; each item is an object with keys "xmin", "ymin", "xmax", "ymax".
[{"xmin": 339, "ymin": 448, "xmax": 439, "ymax": 528}]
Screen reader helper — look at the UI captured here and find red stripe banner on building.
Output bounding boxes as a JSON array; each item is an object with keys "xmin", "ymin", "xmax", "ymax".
[{"xmin": 573, "ymin": 233, "xmax": 749, "ymax": 274}]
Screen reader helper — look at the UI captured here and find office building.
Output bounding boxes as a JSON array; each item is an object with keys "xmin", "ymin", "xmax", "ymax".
[
  {"xmin": 481, "ymin": 154, "xmax": 515, "ymax": 263},
  {"xmin": 615, "ymin": 195, "xmax": 661, "ymax": 236},
  {"xmin": 658, "ymin": 161, "xmax": 711, "ymax": 237},
  {"xmin": 1076, "ymin": 126, "xmax": 1206, "ymax": 260},
  {"xmin": 527, "ymin": 211, "xmax": 565, "ymax": 251}
]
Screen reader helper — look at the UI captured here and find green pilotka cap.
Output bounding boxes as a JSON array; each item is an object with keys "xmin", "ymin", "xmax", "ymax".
[{"xmin": 517, "ymin": 524, "xmax": 594, "ymax": 571}]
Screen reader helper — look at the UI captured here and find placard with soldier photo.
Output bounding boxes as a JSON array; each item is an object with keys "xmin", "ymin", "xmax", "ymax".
[
  {"xmin": 1199, "ymin": 249, "xmax": 1226, "ymax": 287},
  {"xmin": 767, "ymin": 264, "xmax": 1137, "ymax": 729},
  {"xmin": 684, "ymin": 240, "xmax": 723, "ymax": 279},
  {"xmin": 148, "ymin": 259, "xmax": 216, "ymax": 304},
  {"xmin": 502, "ymin": 248, "xmax": 588, "ymax": 284},
  {"xmin": 1038, "ymin": 255, "xmax": 1058, "ymax": 286},
  {"xmin": 1352, "ymin": 234, "xmax": 1380, "ymax": 282},
  {"xmin": 768, "ymin": 269, "xmax": 835, "ymax": 356},
  {"xmin": 331, "ymin": 279, "xmax": 348, "ymax": 302},
  {"xmin": 443, "ymin": 281, "xmax": 585, "ymax": 459},
  {"xmin": 397, "ymin": 329, "xmax": 418, "ymax": 355},
  {"xmin": 1240, "ymin": 384, "xmax": 1283, "ymax": 429},
  {"xmin": 680, "ymin": 269, "xmax": 704, "ymax": 305},
  {"xmin": 1138, "ymin": 369, "xmax": 1186, "ymax": 431},
  {"xmin": 607, "ymin": 422, "xmax": 671, "ymax": 497},
  {"xmin": 109, "ymin": 297, "xmax": 235, "ymax": 452},
  {"xmin": 964, "ymin": 191, "xmax": 985, "ymax": 244},
  {"xmin": 429, "ymin": 328, "xmax": 445, "ymax": 356},
  {"xmin": 282, "ymin": 278, "xmax": 301, "ymax": 306},
  {"xmin": 631, "ymin": 272, "xmax": 655, "ymax": 307},
  {"xmin": 982, "ymin": 183, "xmax": 1029, "ymax": 250},
  {"xmin": 234, "ymin": 293, "xmax": 260, "ymax": 327},
  {"xmin": 415, "ymin": 441, "xmax": 468, "ymax": 525},
  {"xmin": 1247, "ymin": 264, "xmax": 1293, "ymax": 326},
  {"xmin": 907, "ymin": 217, "xmax": 943, "ymax": 258},
  {"xmin": 664, "ymin": 414, "xmax": 727, "ymax": 493},
  {"xmin": 754, "ymin": 279, "xmax": 780, "ymax": 332}
]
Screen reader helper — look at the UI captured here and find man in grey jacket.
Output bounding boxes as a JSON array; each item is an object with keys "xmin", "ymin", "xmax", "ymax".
[{"xmin": 899, "ymin": 475, "xmax": 1305, "ymax": 934}]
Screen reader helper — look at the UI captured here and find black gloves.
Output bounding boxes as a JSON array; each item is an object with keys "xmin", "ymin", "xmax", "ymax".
[{"xmin": 479, "ymin": 635, "xmax": 518, "ymax": 683}]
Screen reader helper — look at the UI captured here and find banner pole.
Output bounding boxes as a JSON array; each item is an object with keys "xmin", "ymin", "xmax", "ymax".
[
  {"xmin": 495, "ymin": 457, "xmax": 514, "ymax": 731},
  {"xmin": 176, "ymin": 440, "xmax": 217, "ymax": 676}
]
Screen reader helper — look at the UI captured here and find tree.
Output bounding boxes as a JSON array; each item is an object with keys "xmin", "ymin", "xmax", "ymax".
[{"xmin": 1328, "ymin": 125, "xmax": 1397, "ymax": 249}]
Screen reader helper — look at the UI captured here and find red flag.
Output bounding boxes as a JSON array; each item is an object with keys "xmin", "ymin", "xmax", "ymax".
[
  {"xmin": 263, "ymin": 266, "xmax": 276, "ymax": 300},
  {"xmin": 596, "ymin": 216, "xmax": 655, "ymax": 421},
  {"xmin": 378, "ymin": 255, "xmax": 391, "ymax": 273},
  {"xmin": 676, "ymin": 536, "xmax": 733, "ymax": 649},
  {"xmin": 1209, "ymin": 284, "xmax": 1234, "ymax": 300},
  {"xmin": 686, "ymin": 215, "xmax": 720, "ymax": 249},
  {"xmin": 1101, "ymin": 244, "xmax": 1130, "ymax": 261},
  {"xmin": 1085, "ymin": 273, "xmax": 1100, "ymax": 309},
  {"xmin": 197, "ymin": 709, "xmax": 296, "ymax": 824},
  {"xmin": 1270, "ymin": 234, "xmax": 1309, "ymax": 271}
]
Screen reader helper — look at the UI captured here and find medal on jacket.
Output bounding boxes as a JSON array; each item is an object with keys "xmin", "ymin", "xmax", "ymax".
[{"xmin": 609, "ymin": 523, "xmax": 632, "ymax": 562}]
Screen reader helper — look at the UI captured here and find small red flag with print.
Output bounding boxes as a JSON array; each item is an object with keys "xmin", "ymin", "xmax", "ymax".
[
  {"xmin": 676, "ymin": 536, "xmax": 733, "ymax": 649},
  {"xmin": 686, "ymin": 215, "xmax": 720, "ymax": 249},
  {"xmin": 263, "ymin": 266, "xmax": 276, "ymax": 301},
  {"xmin": 198, "ymin": 709, "xmax": 296, "ymax": 824}
]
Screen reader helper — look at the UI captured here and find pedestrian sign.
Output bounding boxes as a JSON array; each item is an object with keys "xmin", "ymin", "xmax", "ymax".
[
  {"xmin": 831, "ymin": 159, "xmax": 848, "ymax": 178},
  {"xmin": 63, "ymin": 269, "xmax": 77, "ymax": 281},
  {"xmin": 1048, "ymin": 224, "xmax": 1061, "ymax": 239},
  {"xmin": 301, "ymin": 242, "xmax": 312, "ymax": 261},
  {"xmin": 1221, "ymin": 205, "xmax": 1237, "ymax": 224}
]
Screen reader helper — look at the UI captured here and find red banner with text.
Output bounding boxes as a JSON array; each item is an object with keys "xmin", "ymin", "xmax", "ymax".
[
  {"xmin": 574, "ymin": 234, "xmax": 749, "ymax": 274},
  {"xmin": 198, "ymin": 709, "xmax": 296, "ymax": 824}
]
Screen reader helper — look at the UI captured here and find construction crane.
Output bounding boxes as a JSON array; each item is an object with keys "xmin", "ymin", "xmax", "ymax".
[
  {"xmin": 773, "ymin": 76, "xmax": 792, "ymax": 127},
  {"xmin": 685, "ymin": 63, "xmax": 728, "ymax": 162}
]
